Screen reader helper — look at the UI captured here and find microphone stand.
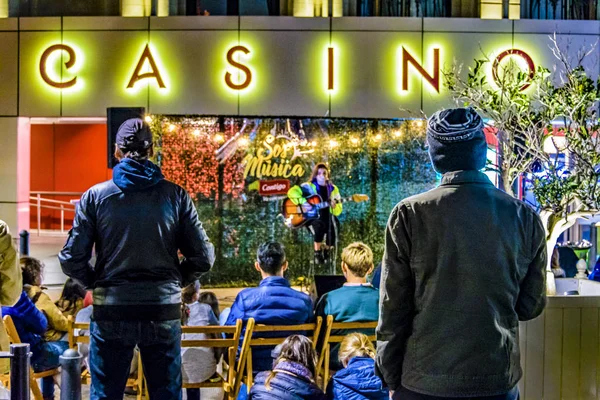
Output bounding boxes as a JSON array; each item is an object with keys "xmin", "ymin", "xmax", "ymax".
[{"xmin": 326, "ymin": 180, "xmax": 337, "ymax": 275}]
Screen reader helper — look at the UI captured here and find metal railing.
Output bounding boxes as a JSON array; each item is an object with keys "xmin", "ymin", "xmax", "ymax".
[
  {"xmin": 6, "ymin": 0, "xmax": 600, "ymax": 19},
  {"xmin": 30, "ymin": 192, "xmax": 82, "ymax": 236},
  {"xmin": 522, "ymin": 0, "xmax": 600, "ymax": 19}
]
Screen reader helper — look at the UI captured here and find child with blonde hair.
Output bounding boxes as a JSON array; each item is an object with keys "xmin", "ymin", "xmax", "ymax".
[
  {"xmin": 326, "ymin": 333, "xmax": 388, "ymax": 400},
  {"xmin": 315, "ymin": 242, "xmax": 379, "ymax": 370}
]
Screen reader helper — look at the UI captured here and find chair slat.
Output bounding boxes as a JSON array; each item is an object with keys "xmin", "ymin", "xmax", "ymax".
[
  {"xmin": 249, "ymin": 338, "xmax": 294, "ymax": 346},
  {"xmin": 183, "ymin": 381, "xmax": 223, "ymax": 388},
  {"xmin": 182, "ymin": 326, "xmax": 239, "ymax": 334},
  {"xmin": 330, "ymin": 322, "xmax": 378, "ymax": 330},
  {"xmin": 181, "ymin": 340, "xmax": 237, "ymax": 348},
  {"xmin": 253, "ymin": 323, "xmax": 318, "ymax": 332}
]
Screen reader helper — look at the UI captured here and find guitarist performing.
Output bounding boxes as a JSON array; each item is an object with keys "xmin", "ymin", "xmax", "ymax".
[{"xmin": 287, "ymin": 163, "xmax": 342, "ymax": 264}]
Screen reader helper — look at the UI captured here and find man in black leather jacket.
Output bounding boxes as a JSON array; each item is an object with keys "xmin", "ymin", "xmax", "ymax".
[{"xmin": 59, "ymin": 118, "xmax": 215, "ymax": 400}]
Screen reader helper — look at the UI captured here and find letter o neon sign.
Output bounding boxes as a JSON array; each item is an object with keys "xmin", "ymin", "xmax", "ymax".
[{"xmin": 491, "ymin": 49, "xmax": 536, "ymax": 91}]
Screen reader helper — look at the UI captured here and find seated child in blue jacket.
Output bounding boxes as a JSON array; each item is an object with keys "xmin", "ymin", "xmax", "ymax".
[
  {"xmin": 2, "ymin": 290, "xmax": 69, "ymax": 400},
  {"xmin": 250, "ymin": 335, "xmax": 326, "ymax": 400},
  {"xmin": 326, "ymin": 333, "xmax": 388, "ymax": 400},
  {"xmin": 225, "ymin": 242, "xmax": 313, "ymax": 373}
]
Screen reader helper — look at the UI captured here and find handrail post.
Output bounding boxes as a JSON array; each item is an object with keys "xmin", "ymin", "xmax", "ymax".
[
  {"xmin": 60, "ymin": 204, "xmax": 64, "ymax": 234},
  {"xmin": 19, "ymin": 231, "xmax": 29, "ymax": 256},
  {"xmin": 36, "ymin": 194, "xmax": 41, "ymax": 236}
]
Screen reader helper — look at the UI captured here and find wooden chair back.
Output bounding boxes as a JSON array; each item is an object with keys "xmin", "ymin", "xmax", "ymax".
[
  {"xmin": 232, "ymin": 318, "xmax": 255, "ymax": 399},
  {"xmin": 236, "ymin": 316, "xmax": 323, "ymax": 394},
  {"xmin": 180, "ymin": 319, "xmax": 243, "ymax": 400},
  {"xmin": 3, "ymin": 315, "xmax": 61, "ymax": 400},
  {"xmin": 316, "ymin": 315, "xmax": 378, "ymax": 389}
]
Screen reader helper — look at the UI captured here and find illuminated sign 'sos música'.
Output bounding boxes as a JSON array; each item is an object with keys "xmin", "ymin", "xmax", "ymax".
[{"xmin": 37, "ymin": 43, "xmax": 536, "ymax": 95}]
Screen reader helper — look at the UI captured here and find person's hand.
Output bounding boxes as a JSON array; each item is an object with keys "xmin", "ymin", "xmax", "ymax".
[
  {"xmin": 301, "ymin": 202, "xmax": 313, "ymax": 213},
  {"xmin": 330, "ymin": 199, "xmax": 338, "ymax": 209},
  {"xmin": 389, "ymin": 391, "xmax": 394, "ymax": 399}
]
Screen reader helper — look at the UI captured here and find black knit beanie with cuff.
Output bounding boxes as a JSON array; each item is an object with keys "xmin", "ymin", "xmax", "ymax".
[{"xmin": 426, "ymin": 107, "xmax": 488, "ymax": 174}]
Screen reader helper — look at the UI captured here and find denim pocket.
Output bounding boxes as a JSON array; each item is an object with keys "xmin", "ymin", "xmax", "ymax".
[
  {"xmin": 149, "ymin": 320, "xmax": 181, "ymax": 344},
  {"xmin": 91, "ymin": 320, "xmax": 127, "ymax": 341}
]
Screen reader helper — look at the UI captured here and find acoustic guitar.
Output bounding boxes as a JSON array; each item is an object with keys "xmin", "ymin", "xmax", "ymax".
[{"xmin": 282, "ymin": 193, "xmax": 369, "ymax": 229}]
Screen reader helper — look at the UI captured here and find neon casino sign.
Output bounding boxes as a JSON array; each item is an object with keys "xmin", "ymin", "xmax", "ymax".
[{"xmin": 37, "ymin": 42, "xmax": 537, "ymax": 95}]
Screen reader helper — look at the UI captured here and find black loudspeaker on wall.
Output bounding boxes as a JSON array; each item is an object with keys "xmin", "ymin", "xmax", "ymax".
[{"xmin": 107, "ymin": 107, "xmax": 145, "ymax": 169}]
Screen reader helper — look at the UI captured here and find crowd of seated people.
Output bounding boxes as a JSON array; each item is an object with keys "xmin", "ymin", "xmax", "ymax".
[
  {"xmin": 0, "ymin": 239, "xmax": 383, "ymax": 400},
  {"xmin": 2, "ymin": 258, "xmax": 86, "ymax": 400}
]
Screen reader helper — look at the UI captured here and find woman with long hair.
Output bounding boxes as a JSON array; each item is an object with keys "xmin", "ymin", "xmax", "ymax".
[
  {"xmin": 55, "ymin": 278, "xmax": 87, "ymax": 317},
  {"xmin": 250, "ymin": 335, "xmax": 326, "ymax": 400}
]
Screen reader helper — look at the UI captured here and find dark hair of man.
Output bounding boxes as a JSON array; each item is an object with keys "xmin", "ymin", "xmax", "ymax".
[
  {"xmin": 115, "ymin": 145, "xmax": 151, "ymax": 161},
  {"xmin": 256, "ymin": 242, "xmax": 286, "ymax": 275},
  {"xmin": 20, "ymin": 256, "xmax": 43, "ymax": 286}
]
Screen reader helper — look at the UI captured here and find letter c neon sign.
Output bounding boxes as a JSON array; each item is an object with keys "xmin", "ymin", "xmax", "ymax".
[{"xmin": 39, "ymin": 44, "xmax": 78, "ymax": 89}]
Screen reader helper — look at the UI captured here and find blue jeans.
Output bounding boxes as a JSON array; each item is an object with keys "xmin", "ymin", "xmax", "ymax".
[
  {"xmin": 89, "ymin": 320, "xmax": 182, "ymax": 400},
  {"xmin": 31, "ymin": 340, "xmax": 70, "ymax": 399},
  {"xmin": 393, "ymin": 386, "xmax": 520, "ymax": 400}
]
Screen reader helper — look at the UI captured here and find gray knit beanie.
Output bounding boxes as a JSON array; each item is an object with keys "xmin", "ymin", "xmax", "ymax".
[{"xmin": 426, "ymin": 107, "xmax": 487, "ymax": 174}]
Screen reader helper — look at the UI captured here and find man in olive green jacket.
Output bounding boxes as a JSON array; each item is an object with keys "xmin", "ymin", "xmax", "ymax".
[
  {"xmin": 377, "ymin": 108, "xmax": 547, "ymax": 400},
  {"xmin": 0, "ymin": 220, "xmax": 23, "ymax": 373}
]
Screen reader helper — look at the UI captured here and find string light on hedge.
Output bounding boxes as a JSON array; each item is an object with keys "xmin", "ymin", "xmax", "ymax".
[
  {"xmin": 214, "ymin": 133, "xmax": 224, "ymax": 143},
  {"xmin": 416, "ymin": 120, "xmax": 424, "ymax": 127},
  {"xmin": 192, "ymin": 129, "xmax": 201, "ymax": 137},
  {"xmin": 350, "ymin": 137, "xmax": 360, "ymax": 145},
  {"xmin": 393, "ymin": 130, "xmax": 402, "ymax": 138},
  {"xmin": 168, "ymin": 124, "xmax": 176, "ymax": 132},
  {"xmin": 329, "ymin": 139, "xmax": 339, "ymax": 149},
  {"xmin": 374, "ymin": 134, "xmax": 383, "ymax": 141},
  {"xmin": 145, "ymin": 115, "xmax": 152, "ymax": 123},
  {"xmin": 238, "ymin": 137, "xmax": 250, "ymax": 147}
]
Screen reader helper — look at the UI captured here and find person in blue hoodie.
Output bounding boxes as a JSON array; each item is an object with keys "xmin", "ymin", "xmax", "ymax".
[
  {"xmin": 225, "ymin": 242, "xmax": 313, "ymax": 375},
  {"xmin": 59, "ymin": 118, "xmax": 215, "ymax": 400},
  {"xmin": 250, "ymin": 335, "xmax": 326, "ymax": 400},
  {"xmin": 2, "ymin": 290, "xmax": 66, "ymax": 400},
  {"xmin": 326, "ymin": 333, "xmax": 388, "ymax": 400}
]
